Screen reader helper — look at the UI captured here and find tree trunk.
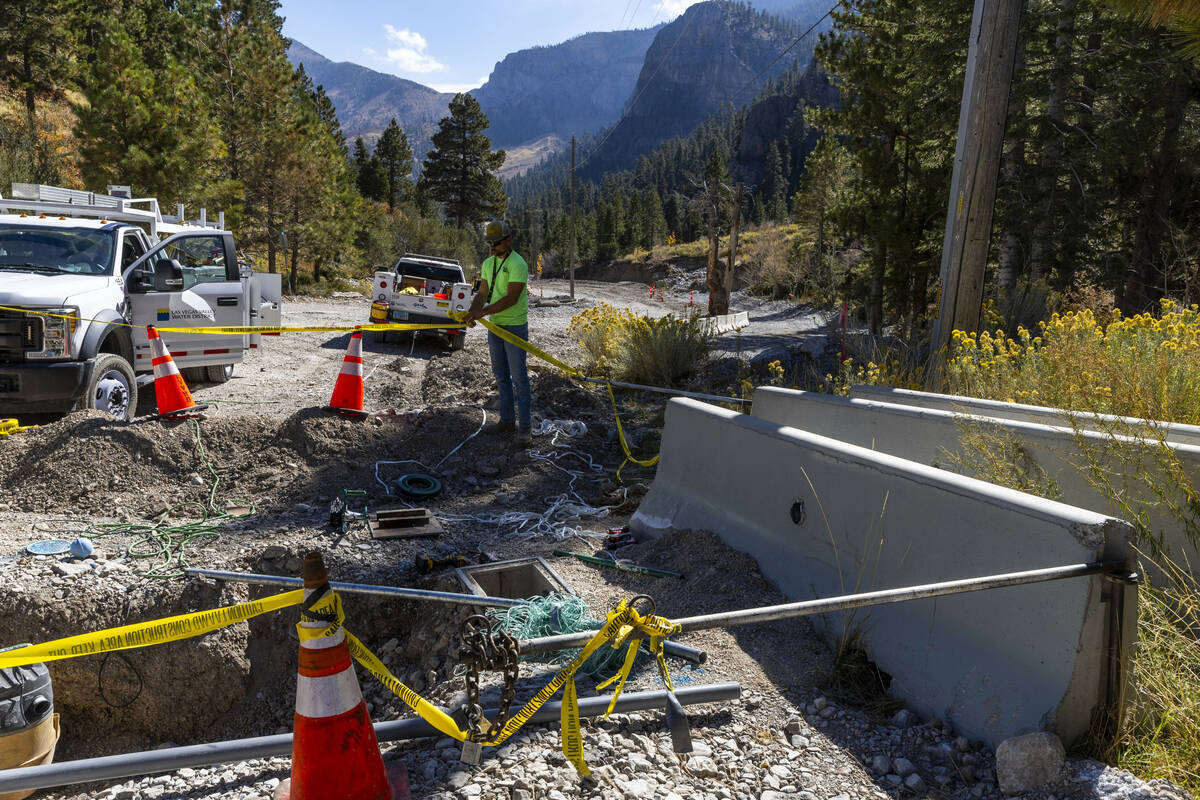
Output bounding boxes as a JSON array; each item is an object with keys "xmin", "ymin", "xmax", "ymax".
[
  {"xmin": 869, "ymin": 243, "xmax": 885, "ymax": 336},
  {"xmin": 705, "ymin": 212, "xmax": 726, "ymax": 316},
  {"xmin": 289, "ymin": 236, "xmax": 300, "ymax": 296},
  {"xmin": 1027, "ymin": 0, "xmax": 1077, "ymax": 286},
  {"xmin": 267, "ymin": 195, "xmax": 277, "ymax": 275},
  {"xmin": 22, "ymin": 42, "xmax": 35, "ymax": 122},
  {"xmin": 1121, "ymin": 68, "xmax": 1191, "ymax": 312},
  {"xmin": 722, "ymin": 183, "xmax": 742, "ymax": 312}
]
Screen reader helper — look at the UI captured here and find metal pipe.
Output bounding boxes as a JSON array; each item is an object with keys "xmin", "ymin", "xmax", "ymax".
[
  {"xmin": 0, "ymin": 684, "xmax": 740, "ymax": 794},
  {"xmin": 578, "ymin": 376, "xmax": 748, "ymax": 405},
  {"xmin": 187, "ymin": 569, "xmax": 706, "ymax": 662},
  {"xmin": 520, "ymin": 560, "xmax": 1126, "ymax": 654},
  {"xmin": 185, "ymin": 568, "xmax": 525, "ymax": 609}
]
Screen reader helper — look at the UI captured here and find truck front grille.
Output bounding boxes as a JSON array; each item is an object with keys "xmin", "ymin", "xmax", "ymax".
[{"xmin": 0, "ymin": 311, "xmax": 42, "ymax": 358}]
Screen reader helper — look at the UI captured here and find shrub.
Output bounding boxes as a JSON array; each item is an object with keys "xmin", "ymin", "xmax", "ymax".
[{"xmin": 568, "ymin": 302, "xmax": 711, "ymax": 386}]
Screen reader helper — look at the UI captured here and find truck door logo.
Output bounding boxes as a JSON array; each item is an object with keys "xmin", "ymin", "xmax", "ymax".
[{"xmin": 157, "ymin": 308, "xmax": 170, "ymax": 321}]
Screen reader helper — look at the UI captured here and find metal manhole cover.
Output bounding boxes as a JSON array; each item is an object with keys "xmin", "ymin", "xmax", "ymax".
[{"xmin": 26, "ymin": 539, "xmax": 71, "ymax": 555}]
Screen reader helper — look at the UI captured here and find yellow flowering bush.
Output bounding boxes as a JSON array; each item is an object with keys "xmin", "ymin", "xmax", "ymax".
[
  {"xmin": 946, "ymin": 300, "xmax": 1200, "ymax": 425},
  {"xmin": 568, "ymin": 302, "xmax": 711, "ymax": 386}
]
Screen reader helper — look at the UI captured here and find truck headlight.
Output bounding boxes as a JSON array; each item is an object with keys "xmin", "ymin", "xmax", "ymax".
[{"xmin": 26, "ymin": 307, "xmax": 78, "ymax": 359}]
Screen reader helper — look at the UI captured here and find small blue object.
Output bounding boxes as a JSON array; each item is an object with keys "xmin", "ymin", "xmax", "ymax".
[
  {"xmin": 26, "ymin": 539, "xmax": 71, "ymax": 556},
  {"xmin": 69, "ymin": 538, "xmax": 95, "ymax": 559}
]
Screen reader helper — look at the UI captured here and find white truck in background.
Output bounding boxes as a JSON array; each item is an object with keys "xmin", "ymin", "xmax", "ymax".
[
  {"xmin": 0, "ymin": 183, "xmax": 282, "ymax": 421},
  {"xmin": 369, "ymin": 253, "xmax": 475, "ymax": 350}
]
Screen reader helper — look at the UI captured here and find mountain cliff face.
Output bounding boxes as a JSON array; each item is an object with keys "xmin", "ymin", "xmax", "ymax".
[
  {"xmin": 580, "ymin": 1, "xmax": 815, "ymax": 179},
  {"xmin": 287, "ymin": 41, "xmax": 452, "ymax": 150},
  {"xmin": 471, "ymin": 27, "xmax": 661, "ymax": 149}
]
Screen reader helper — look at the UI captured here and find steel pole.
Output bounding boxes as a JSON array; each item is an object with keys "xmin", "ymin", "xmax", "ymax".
[
  {"xmin": 185, "ymin": 568, "xmax": 525, "ymax": 609},
  {"xmin": 0, "ymin": 684, "xmax": 740, "ymax": 794},
  {"xmin": 520, "ymin": 560, "xmax": 1126, "ymax": 654}
]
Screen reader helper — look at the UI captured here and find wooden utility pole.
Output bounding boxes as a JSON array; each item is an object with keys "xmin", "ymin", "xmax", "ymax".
[
  {"xmin": 569, "ymin": 136, "xmax": 576, "ymax": 300},
  {"xmin": 725, "ymin": 182, "xmax": 743, "ymax": 304},
  {"xmin": 931, "ymin": 0, "xmax": 1024, "ymax": 364}
]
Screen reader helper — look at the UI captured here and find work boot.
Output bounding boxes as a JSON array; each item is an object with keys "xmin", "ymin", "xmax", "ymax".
[
  {"xmin": 515, "ymin": 426, "xmax": 532, "ymax": 445},
  {"xmin": 483, "ymin": 420, "xmax": 516, "ymax": 435}
]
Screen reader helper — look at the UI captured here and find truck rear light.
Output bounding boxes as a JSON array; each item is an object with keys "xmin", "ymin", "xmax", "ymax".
[
  {"xmin": 434, "ymin": 292, "xmax": 448, "ymax": 300},
  {"xmin": 457, "ymin": 292, "xmax": 465, "ymax": 299},
  {"xmin": 380, "ymin": 281, "xmax": 387, "ymax": 289}
]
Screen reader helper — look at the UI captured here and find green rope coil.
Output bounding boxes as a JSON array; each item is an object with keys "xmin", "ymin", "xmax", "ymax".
[{"xmin": 486, "ymin": 593, "xmax": 644, "ymax": 677}]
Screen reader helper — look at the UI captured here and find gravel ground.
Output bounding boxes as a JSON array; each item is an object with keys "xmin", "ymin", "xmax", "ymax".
[{"xmin": 0, "ymin": 280, "xmax": 1186, "ymax": 800}]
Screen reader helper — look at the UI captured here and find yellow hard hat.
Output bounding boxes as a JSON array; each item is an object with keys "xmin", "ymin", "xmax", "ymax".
[{"xmin": 484, "ymin": 220, "xmax": 512, "ymax": 244}]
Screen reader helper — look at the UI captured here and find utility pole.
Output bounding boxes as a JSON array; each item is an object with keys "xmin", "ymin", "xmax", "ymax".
[
  {"xmin": 569, "ymin": 136, "xmax": 576, "ymax": 300},
  {"xmin": 725, "ymin": 182, "xmax": 742, "ymax": 304},
  {"xmin": 931, "ymin": 0, "xmax": 1023, "ymax": 370}
]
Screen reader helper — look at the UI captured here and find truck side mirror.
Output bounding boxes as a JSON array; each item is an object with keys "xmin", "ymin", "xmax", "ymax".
[{"xmin": 154, "ymin": 259, "xmax": 185, "ymax": 292}]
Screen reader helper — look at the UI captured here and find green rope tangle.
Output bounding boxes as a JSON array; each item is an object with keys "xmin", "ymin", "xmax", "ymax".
[{"xmin": 85, "ymin": 420, "xmax": 254, "ymax": 579}]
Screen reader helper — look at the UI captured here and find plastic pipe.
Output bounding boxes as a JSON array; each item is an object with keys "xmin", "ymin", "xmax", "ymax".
[{"xmin": 0, "ymin": 683, "xmax": 740, "ymax": 794}]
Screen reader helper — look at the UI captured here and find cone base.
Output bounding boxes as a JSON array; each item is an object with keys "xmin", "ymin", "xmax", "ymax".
[
  {"xmin": 325, "ymin": 405, "xmax": 369, "ymax": 419},
  {"xmin": 273, "ymin": 759, "xmax": 410, "ymax": 800},
  {"xmin": 149, "ymin": 403, "xmax": 209, "ymax": 422}
]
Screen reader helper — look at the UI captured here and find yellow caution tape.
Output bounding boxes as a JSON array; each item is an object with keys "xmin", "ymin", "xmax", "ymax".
[
  {"xmin": 450, "ymin": 312, "xmax": 657, "ymax": 478},
  {"xmin": 0, "ymin": 418, "xmax": 36, "ymax": 436},
  {"xmin": 0, "ymin": 305, "xmax": 462, "ymax": 335},
  {"xmin": 0, "ymin": 589, "xmax": 304, "ymax": 668}
]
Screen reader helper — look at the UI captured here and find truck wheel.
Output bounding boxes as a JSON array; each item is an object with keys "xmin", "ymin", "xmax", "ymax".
[
  {"xmin": 88, "ymin": 354, "xmax": 137, "ymax": 422},
  {"xmin": 205, "ymin": 364, "xmax": 233, "ymax": 384},
  {"xmin": 448, "ymin": 332, "xmax": 466, "ymax": 351}
]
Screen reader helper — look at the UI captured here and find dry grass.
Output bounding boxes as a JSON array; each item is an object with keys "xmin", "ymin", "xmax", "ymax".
[{"xmin": 567, "ymin": 301, "xmax": 711, "ymax": 386}]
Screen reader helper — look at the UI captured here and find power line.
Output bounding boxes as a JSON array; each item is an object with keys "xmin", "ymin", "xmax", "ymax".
[{"xmin": 729, "ymin": 5, "xmax": 836, "ymax": 103}]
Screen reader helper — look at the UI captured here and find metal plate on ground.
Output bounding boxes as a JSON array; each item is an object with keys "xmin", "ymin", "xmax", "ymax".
[
  {"xmin": 368, "ymin": 507, "xmax": 443, "ymax": 539},
  {"xmin": 26, "ymin": 539, "xmax": 71, "ymax": 555}
]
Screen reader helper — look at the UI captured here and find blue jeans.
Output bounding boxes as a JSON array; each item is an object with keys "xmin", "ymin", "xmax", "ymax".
[{"xmin": 487, "ymin": 323, "xmax": 531, "ymax": 428}]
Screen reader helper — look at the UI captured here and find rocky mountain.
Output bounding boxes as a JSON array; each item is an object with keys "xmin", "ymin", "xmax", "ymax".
[
  {"xmin": 578, "ymin": 1, "xmax": 824, "ymax": 179},
  {"xmin": 287, "ymin": 41, "xmax": 452, "ymax": 152},
  {"xmin": 471, "ymin": 27, "xmax": 661, "ymax": 150}
]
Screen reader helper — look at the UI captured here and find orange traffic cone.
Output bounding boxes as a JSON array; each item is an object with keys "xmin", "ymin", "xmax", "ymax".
[
  {"xmin": 327, "ymin": 328, "xmax": 368, "ymax": 418},
  {"xmin": 274, "ymin": 552, "xmax": 409, "ymax": 800},
  {"xmin": 147, "ymin": 326, "xmax": 207, "ymax": 420}
]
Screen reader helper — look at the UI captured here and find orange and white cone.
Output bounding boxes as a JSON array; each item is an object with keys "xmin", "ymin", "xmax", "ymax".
[
  {"xmin": 326, "ymin": 328, "xmax": 368, "ymax": 418},
  {"xmin": 274, "ymin": 552, "xmax": 409, "ymax": 800},
  {"xmin": 147, "ymin": 326, "xmax": 207, "ymax": 420}
]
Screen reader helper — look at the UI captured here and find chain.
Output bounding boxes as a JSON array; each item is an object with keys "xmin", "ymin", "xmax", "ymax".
[{"xmin": 458, "ymin": 614, "xmax": 520, "ymax": 742}]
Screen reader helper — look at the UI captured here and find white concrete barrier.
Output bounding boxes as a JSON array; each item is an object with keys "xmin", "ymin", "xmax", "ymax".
[
  {"xmin": 754, "ymin": 387, "xmax": 1200, "ymax": 574},
  {"xmin": 633, "ymin": 398, "xmax": 1134, "ymax": 748},
  {"xmin": 848, "ymin": 385, "xmax": 1200, "ymax": 448},
  {"xmin": 699, "ymin": 311, "xmax": 750, "ymax": 336}
]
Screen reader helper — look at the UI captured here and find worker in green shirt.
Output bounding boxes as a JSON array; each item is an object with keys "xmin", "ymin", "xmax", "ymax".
[{"xmin": 463, "ymin": 220, "xmax": 532, "ymax": 444}]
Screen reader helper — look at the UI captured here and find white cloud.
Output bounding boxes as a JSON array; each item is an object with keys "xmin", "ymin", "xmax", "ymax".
[
  {"xmin": 382, "ymin": 25, "xmax": 444, "ymax": 74},
  {"xmin": 362, "ymin": 47, "xmax": 376, "ymax": 56},
  {"xmin": 428, "ymin": 82, "xmax": 483, "ymax": 94},
  {"xmin": 652, "ymin": 0, "xmax": 701, "ymax": 18},
  {"xmin": 384, "ymin": 26, "xmax": 427, "ymax": 50}
]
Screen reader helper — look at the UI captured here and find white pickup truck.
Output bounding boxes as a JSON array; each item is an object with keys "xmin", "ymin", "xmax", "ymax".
[
  {"xmin": 0, "ymin": 183, "xmax": 282, "ymax": 421},
  {"xmin": 368, "ymin": 253, "xmax": 474, "ymax": 350}
]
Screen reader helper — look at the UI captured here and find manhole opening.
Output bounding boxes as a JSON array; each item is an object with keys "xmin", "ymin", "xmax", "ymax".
[{"xmin": 456, "ymin": 556, "xmax": 574, "ymax": 600}]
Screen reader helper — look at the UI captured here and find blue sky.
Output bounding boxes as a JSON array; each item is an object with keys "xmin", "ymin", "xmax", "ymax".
[{"xmin": 279, "ymin": 1, "xmax": 701, "ymax": 92}]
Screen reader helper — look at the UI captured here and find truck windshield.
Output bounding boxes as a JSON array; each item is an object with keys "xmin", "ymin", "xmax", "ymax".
[
  {"xmin": 0, "ymin": 225, "xmax": 116, "ymax": 275},
  {"xmin": 393, "ymin": 261, "xmax": 462, "ymax": 284}
]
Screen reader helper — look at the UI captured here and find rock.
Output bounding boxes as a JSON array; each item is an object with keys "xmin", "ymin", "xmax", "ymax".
[
  {"xmin": 813, "ymin": 696, "xmax": 828, "ymax": 711},
  {"xmin": 893, "ymin": 757, "xmax": 915, "ymax": 777},
  {"xmin": 870, "ymin": 755, "xmax": 891, "ymax": 774},
  {"xmin": 789, "ymin": 735, "xmax": 810, "ymax": 749},
  {"xmin": 261, "ymin": 545, "xmax": 287, "ymax": 559},
  {"xmin": 996, "ymin": 732, "xmax": 1066, "ymax": 794},
  {"xmin": 783, "ymin": 715, "xmax": 804, "ymax": 737},
  {"xmin": 891, "ymin": 709, "xmax": 918, "ymax": 728},
  {"xmin": 687, "ymin": 755, "xmax": 721, "ymax": 778},
  {"xmin": 445, "ymin": 770, "xmax": 471, "ymax": 789},
  {"xmin": 904, "ymin": 773, "xmax": 927, "ymax": 793}
]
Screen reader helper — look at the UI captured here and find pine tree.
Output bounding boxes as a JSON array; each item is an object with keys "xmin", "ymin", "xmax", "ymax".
[
  {"xmin": 421, "ymin": 93, "xmax": 507, "ymax": 228},
  {"xmin": 375, "ymin": 118, "xmax": 413, "ymax": 210},
  {"xmin": 0, "ymin": 0, "xmax": 78, "ymax": 120},
  {"xmin": 75, "ymin": 24, "xmax": 222, "ymax": 204}
]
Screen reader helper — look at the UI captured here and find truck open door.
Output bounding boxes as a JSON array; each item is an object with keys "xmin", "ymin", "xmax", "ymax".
[
  {"xmin": 248, "ymin": 271, "xmax": 282, "ymax": 352},
  {"xmin": 123, "ymin": 230, "xmax": 248, "ymax": 371}
]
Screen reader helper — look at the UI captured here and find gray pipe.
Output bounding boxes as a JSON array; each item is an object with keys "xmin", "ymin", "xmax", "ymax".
[
  {"xmin": 520, "ymin": 560, "xmax": 1127, "ymax": 654},
  {"xmin": 0, "ymin": 683, "xmax": 740, "ymax": 794},
  {"xmin": 187, "ymin": 568, "xmax": 708, "ymax": 663},
  {"xmin": 186, "ymin": 568, "xmax": 525, "ymax": 609}
]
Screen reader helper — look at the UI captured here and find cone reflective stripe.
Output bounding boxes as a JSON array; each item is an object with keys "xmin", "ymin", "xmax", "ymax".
[
  {"xmin": 274, "ymin": 553, "xmax": 408, "ymax": 800},
  {"xmin": 147, "ymin": 326, "xmax": 207, "ymax": 420},
  {"xmin": 327, "ymin": 328, "xmax": 367, "ymax": 418}
]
